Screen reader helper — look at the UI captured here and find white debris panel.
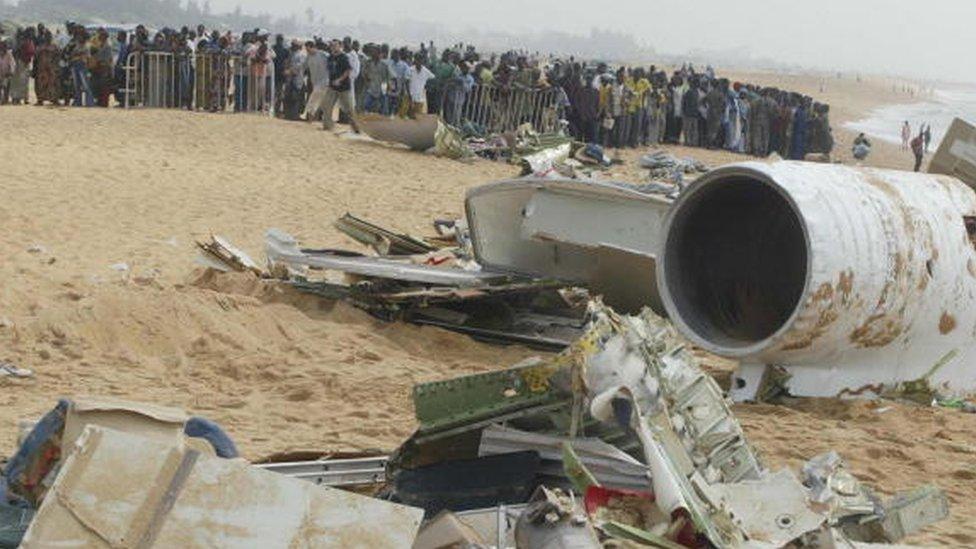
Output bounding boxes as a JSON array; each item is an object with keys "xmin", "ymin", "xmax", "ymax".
[{"xmin": 21, "ymin": 426, "xmax": 424, "ymax": 548}]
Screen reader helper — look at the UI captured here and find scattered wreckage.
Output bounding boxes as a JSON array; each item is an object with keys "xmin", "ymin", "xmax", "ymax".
[
  {"xmin": 389, "ymin": 301, "xmax": 949, "ymax": 548},
  {"xmin": 200, "ymin": 156, "xmax": 976, "ymax": 400},
  {"xmin": 107, "ymin": 153, "xmax": 976, "ymax": 546},
  {"xmin": 195, "ymin": 175, "xmax": 677, "ymax": 351},
  {"xmin": 0, "ymin": 304, "xmax": 951, "ymax": 548},
  {"xmin": 354, "ymin": 114, "xmax": 624, "ymax": 180}
]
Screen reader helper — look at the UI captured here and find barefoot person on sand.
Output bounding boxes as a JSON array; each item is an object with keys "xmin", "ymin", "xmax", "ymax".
[{"xmin": 901, "ymin": 120, "xmax": 911, "ymax": 150}]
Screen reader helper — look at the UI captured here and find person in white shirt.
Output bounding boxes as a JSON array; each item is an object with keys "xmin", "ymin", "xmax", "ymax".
[
  {"xmin": 302, "ymin": 41, "xmax": 330, "ymax": 120},
  {"xmin": 341, "ymin": 38, "xmax": 361, "ymax": 124},
  {"xmin": 405, "ymin": 53, "xmax": 434, "ymax": 117},
  {"xmin": 591, "ymin": 62, "xmax": 611, "ymax": 90},
  {"xmin": 344, "ymin": 38, "xmax": 360, "ymax": 92}
]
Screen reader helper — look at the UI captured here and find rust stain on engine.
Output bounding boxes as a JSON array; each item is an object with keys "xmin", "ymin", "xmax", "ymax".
[
  {"xmin": 811, "ymin": 282, "xmax": 834, "ymax": 302},
  {"xmin": 837, "ymin": 270, "xmax": 855, "ymax": 302},
  {"xmin": 843, "ymin": 186, "xmax": 932, "ymax": 347},
  {"xmin": 781, "ymin": 306, "xmax": 838, "ymax": 351},
  {"xmin": 940, "ymin": 312, "xmax": 957, "ymax": 335},
  {"xmin": 780, "ymin": 272, "xmax": 852, "ymax": 351},
  {"xmin": 850, "ymin": 314, "xmax": 905, "ymax": 347},
  {"xmin": 849, "ymin": 254, "xmax": 909, "ymax": 347},
  {"xmin": 864, "ymin": 174, "xmax": 916, "ymax": 239}
]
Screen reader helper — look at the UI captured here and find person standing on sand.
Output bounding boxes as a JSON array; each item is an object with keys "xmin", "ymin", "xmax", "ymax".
[
  {"xmin": 301, "ymin": 41, "xmax": 329, "ymax": 121},
  {"xmin": 789, "ymin": 97, "xmax": 810, "ymax": 160},
  {"xmin": 750, "ymin": 89, "xmax": 772, "ymax": 157},
  {"xmin": 68, "ymin": 27, "xmax": 94, "ymax": 107},
  {"xmin": 112, "ymin": 30, "xmax": 129, "ymax": 107},
  {"xmin": 924, "ymin": 124, "xmax": 932, "ymax": 153},
  {"xmin": 361, "ymin": 45, "xmax": 389, "ymax": 115},
  {"xmin": 282, "ymin": 40, "xmax": 306, "ymax": 120},
  {"xmin": 704, "ymin": 79, "xmax": 726, "ymax": 149},
  {"xmin": 901, "ymin": 121, "xmax": 911, "ymax": 151},
  {"xmin": 272, "ymin": 34, "xmax": 289, "ymax": 115},
  {"xmin": 911, "ymin": 130, "xmax": 925, "ymax": 172},
  {"xmin": 681, "ymin": 76, "xmax": 701, "ymax": 147},
  {"xmin": 33, "ymin": 31, "xmax": 61, "ymax": 106},
  {"xmin": 0, "ymin": 41, "xmax": 14, "ymax": 105},
  {"xmin": 90, "ymin": 28, "xmax": 114, "ymax": 107},
  {"xmin": 248, "ymin": 40, "xmax": 273, "ymax": 112},
  {"xmin": 10, "ymin": 28, "xmax": 35, "ymax": 105},
  {"xmin": 320, "ymin": 40, "xmax": 360, "ymax": 133},
  {"xmin": 405, "ymin": 52, "xmax": 435, "ymax": 118}
]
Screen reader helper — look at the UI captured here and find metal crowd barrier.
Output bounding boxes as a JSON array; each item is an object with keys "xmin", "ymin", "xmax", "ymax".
[
  {"xmin": 123, "ymin": 51, "xmax": 274, "ymax": 115},
  {"xmin": 457, "ymin": 85, "xmax": 559, "ymax": 134},
  {"xmin": 193, "ymin": 52, "xmax": 230, "ymax": 112}
]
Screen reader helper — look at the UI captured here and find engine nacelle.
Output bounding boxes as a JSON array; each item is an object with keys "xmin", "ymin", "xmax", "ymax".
[{"xmin": 657, "ymin": 161, "xmax": 976, "ymax": 398}]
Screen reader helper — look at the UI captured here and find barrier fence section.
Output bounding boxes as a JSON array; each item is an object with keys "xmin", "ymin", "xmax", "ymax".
[
  {"xmin": 456, "ymin": 85, "xmax": 560, "ymax": 134},
  {"xmin": 121, "ymin": 55, "xmax": 552, "ymax": 131},
  {"xmin": 363, "ymin": 84, "xmax": 560, "ymax": 134},
  {"xmin": 123, "ymin": 51, "xmax": 274, "ymax": 115}
]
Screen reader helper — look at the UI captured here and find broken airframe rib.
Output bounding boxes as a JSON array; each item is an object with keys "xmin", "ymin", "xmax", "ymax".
[{"xmin": 265, "ymin": 228, "xmax": 508, "ymax": 287}]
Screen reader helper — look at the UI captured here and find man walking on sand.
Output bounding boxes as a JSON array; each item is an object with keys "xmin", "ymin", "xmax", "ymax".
[
  {"xmin": 320, "ymin": 40, "xmax": 360, "ymax": 133},
  {"xmin": 302, "ymin": 41, "xmax": 329, "ymax": 121},
  {"xmin": 911, "ymin": 129, "xmax": 925, "ymax": 172},
  {"xmin": 901, "ymin": 121, "xmax": 911, "ymax": 151}
]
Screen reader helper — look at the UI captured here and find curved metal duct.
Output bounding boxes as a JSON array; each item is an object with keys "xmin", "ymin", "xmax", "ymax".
[{"xmin": 658, "ymin": 161, "xmax": 976, "ymax": 398}]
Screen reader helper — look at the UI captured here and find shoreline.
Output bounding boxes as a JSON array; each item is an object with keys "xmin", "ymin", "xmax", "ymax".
[{"xmin": 845, "ymin": 88, "xmax": 976, "ymax": 148}]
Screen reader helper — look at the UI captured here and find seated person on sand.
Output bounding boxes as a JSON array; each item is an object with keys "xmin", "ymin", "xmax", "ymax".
[{"xmin": 852, "ymin": 133, "xmax": 871, "ymax": 160}]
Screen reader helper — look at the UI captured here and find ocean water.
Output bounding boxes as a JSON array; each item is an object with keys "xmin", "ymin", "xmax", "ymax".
[{"xmin": 845, "ymin": 88, "xmax": 976, "ymax": 148}]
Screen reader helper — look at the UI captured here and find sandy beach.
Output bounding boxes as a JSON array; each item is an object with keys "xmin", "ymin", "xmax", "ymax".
[{"xmin": 0, "ymin": 72, "xmax": 973, "ymax": 545}]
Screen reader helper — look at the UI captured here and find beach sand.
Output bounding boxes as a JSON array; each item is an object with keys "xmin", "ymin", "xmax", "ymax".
[{"xmin": 0, "ymin": 73, "xmax": 971, "ymax": 545}]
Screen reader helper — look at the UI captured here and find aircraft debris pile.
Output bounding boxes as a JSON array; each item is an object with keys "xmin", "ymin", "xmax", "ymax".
[
  {"xmin": 0, "ymin": 306, "xmax": 950, "ymax": 547},
  {"xmin": 377, "ymin": 300, "xmax": 949, "ymax": 548}
]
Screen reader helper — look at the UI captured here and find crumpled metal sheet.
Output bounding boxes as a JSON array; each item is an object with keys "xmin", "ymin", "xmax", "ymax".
[
  {"xmin": 21, "ymin": 426, "xmax": 424, "ymax": 548},
  {"xmin": 195, "ymin": 235, "xmax": 263, "ymax": 275},
  {"xmin": 266, "ymin": 228, "xmax": 508, "ymax": 287},
  {"xmin": 710, "ymin": 469, "xmax": 825, "ymax": 547}
]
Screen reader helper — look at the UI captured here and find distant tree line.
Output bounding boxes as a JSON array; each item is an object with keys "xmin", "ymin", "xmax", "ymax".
[
  {"xmin": 0, "ymin": 0, "xmax": 654, "ymax": 62},
  {"xmin": 0, "ymin": 0, "xmax": 276, "ymax": 32}
]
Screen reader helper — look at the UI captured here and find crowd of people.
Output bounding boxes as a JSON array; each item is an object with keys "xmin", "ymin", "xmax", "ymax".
[
  {"xmin": 0, "ymin": 21, "xmax": 834, "ymax": 159},
  {"xmin": 558, "ymin": 63, "xmax": 834, "ymax": 158}
]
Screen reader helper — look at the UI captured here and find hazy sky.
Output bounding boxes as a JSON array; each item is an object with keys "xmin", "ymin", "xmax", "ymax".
[{"xmin": 210, "ymin": 0, "xmax": 975, "ymax": 82}]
